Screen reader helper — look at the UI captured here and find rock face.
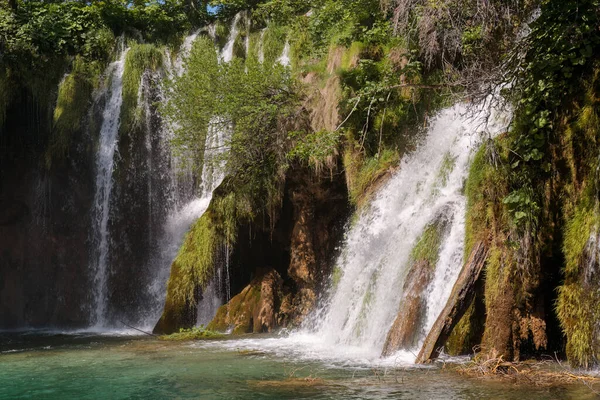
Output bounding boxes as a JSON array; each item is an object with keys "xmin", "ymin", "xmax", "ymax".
[
  {"xmin": 207, "ymin": 269, "xmax": 284, "ymax": 334},
  {"xmin": 381, "ymin": 260, "xmax": 434, "ymax": 356},
  {"xmin": 284, "ymin": 166, "xmax": 350, "ymax": 324},
  {"xmin": 0, "ymin": 90, "xmax": 96, "ymax": 329}
]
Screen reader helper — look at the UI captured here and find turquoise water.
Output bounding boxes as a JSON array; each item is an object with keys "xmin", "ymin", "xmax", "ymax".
[{"xmin": 0, "ymin": 333, "xmax": 595, "ymax": 399}]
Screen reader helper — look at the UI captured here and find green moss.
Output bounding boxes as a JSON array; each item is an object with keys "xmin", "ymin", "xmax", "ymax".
[
  {"xmin": 212, "ymin": 191, "xmax": 254, "ymax": 245},
  {"xmin": 262, "ymin": 25, "xmax": 288, "ymax": 66},
  {"xmin": 353, "ymin": 270, "xmax": 377, "ymax": 338},
  {"xmin": 120, "ymin": 43, "xmax": 164, "ymax": 137},
  {"xmin": 446, "ymin": 300, "xmax": 476, "ymax": 355},
  {"xmin": 563, "ymin": 203, "xmax": 598, "ymax": 276},
  {"xmin": 346, "ymin": 148, "xmax": 399, "ymax": 206},
  {"xmin": 463, "ymin": 140, "xmax": 509, "ymax": 260},
  {"xmin": 46, "ymin": 57, "xmax": 103, "ymax": 168},
  {"xmin": 340, "ymin": 42, "xmax": 364, "ymax": 71},
  {"xmin": 159, "ymin": 326, "xmax": 225, "ymax": 341},
  {"xmin": 437, "ymin": 152, "xmax": 458, "ymax": 187},
  {"xmin": 484, "ymin": 244, "xmax": 514, "ymax": 305},
  {"xmin": 557, "ymin": 282, "xmax": 600, "ymax": 368},
  {"xmin": 169, "ymin": 211, "xmax": 220, "ymax": 307},
  {"xmin": 557, "ymin": 193, "xmax": 600, "ymax": 368},
  {"xmin": 410, "ymin": 221, "xmax": 445, "ymax": 266}
]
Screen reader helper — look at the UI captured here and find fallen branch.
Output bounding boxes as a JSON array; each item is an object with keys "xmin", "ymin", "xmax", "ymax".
[{"xmin": 120, "ymin": 320, "xmax": 156, "ymax": 336}]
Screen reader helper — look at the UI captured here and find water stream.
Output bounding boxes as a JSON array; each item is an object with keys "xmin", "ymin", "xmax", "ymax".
[
  {"xmin": 90, "ymin": 49, "xmax": 128, "ymax": 327},
  {"xmin": 294, "ymin": 102, "xmax": 510, "ymax": 362}
]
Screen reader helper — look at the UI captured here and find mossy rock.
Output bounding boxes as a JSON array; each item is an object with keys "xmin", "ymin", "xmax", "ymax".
[
  {"xmin": 154, "ymin": 212, "xmax": 221, "ymax": 334},
  {"xmin": 207, "ymin": 269, "xmax": 284, "ymax": 334}
]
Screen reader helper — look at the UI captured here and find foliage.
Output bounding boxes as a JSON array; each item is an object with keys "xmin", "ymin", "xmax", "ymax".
[
  {"xmin": 261, "ymin": 24, "xmax": 288, "ymax": 66},
  {"xmin": 288, "ymin": 130, "xmax": 341, "ymax": 174},
  {"xmin": 159, "ymin": 326, "xmax": 225, "ymax": 341},
  {"xmin": 120, "ymin": 43, "xmax": 164, "ymax": 136},
  {"xmin": 164, "ymin": 34, "xmax": 306, "ymax": 225},
  {"xmin": 46, "ymin": 57, "xmax": 104, "ymax": 168},
  {"xmin": 504, "ymin": 0, "xmax": 600, "ymax": 231},
  {"xmin": 383, "ymin": 0, "xmax": 537, "ymax": 71},
  {"xmin": 169, "ymin": 212, "xmax": 220, "ymax": 306},
  {"xmin": 344, "ymin": 146, "xmax": 399, "ymax": 206}
]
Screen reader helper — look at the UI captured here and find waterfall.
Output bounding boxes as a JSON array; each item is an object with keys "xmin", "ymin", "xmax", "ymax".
[
  {"xmin": 257, "ymin": 29, "xmax": 266, "ymax": 64},
  {"xmin": 293, "ymin": 101, "xmax": 510, "ymax": 362},
  {"xmin": 277, "ymin": 40, "xmax": 290, "ymax": 67},
  {"xmin": 144, "ymin": 28, "xmax": 233, "ymax": 329},
  {"xmin": 244, "ymin": 28, "xmax": 250, "ymax": 59},
  {"xmin": 221, "ymin": 13, "xmax": 241, "ymax": 63},
  {"xmin": 174, "ymin": 29, "xmax": 200, "ymax": 75},
  {"xmin": 90, "ymin": 49, "xmax": 128, "ymax": 327}
]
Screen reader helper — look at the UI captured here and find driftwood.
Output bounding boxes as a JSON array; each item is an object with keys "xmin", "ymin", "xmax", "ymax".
[{"xmin": 415, "ymin": 241, "xmax": 488, "ymax": 364}]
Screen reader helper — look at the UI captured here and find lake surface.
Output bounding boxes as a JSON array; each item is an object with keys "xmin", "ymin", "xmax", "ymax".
[{"xmin": 0, "ymin": 332, "xmax": 595, "ymax": 399}]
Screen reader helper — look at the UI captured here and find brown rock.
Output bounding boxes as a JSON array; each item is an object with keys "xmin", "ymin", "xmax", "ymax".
[
  {"xmin": 382, "ymin": 260, "xmax": 434, "ymax": 356},
  {"xmin": 207, "ymin": 269, "xmax": 283, "ymax": 334}
]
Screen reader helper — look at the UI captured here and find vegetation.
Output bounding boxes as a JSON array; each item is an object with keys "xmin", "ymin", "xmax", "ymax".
[
  {"xmin": 46, "ymin": 57, "xmax": 104, "ymax": 168},
  {"xmin": 7, "ymin": 0, "xmax": 600, "ymax": 371},
  {"xmin": 168, "ymin": 211, "xmax": 220, "ymax": 307},
  {"xmin": 120, "ymin": 43, "xmax": 164, "ymax": 137},
  {"xmin": 160, "ymin": 326, "xmax": 224, "ymax": 341},
  {"xmin": 164, "ymin": 34, "xmax": 306, "ymax": 229},
  {"xmin": 410, "ymin": 221, "xmax": 446, "ymax": 266}
]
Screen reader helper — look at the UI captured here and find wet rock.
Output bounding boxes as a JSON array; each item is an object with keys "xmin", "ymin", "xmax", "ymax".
[
  {"xmin": 382, "ymin": 260, "xmax": 434, "ymax": 356},
  {"xmin": 207, "ymin": 269, "xmax": 283, "ymax": 334}
]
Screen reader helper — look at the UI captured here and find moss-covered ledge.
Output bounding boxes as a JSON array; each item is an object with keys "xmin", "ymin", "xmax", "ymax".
[{"xmin": 153, "ymin": 209, "xmax": 222, "ymax": 334}]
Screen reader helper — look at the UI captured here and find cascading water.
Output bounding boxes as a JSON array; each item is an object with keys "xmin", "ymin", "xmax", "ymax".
[
  {"xmin": 141, "ymin": 29, "xmax": 232, "ymax": 328},
  {"xmin": 300, "ymin": 101, "xmax": 509, "ymax": 362},
  {"xmin": 206, "ymin": 101, "xmax": 509, "ymax": 365},
  {"xmin": 277, "ymin": 40, "xmax": 291, "ymax": 66},
  {"xmin": 221, "ymin": 13, "xmax": 241, "ymax": 63},
  {"xmin": 90, "ymin": 49, "xmax": 128, "ymax": 327},
  {"xmin": 257, "ymin": 29, "xmax": 266, "ymax": 64}
]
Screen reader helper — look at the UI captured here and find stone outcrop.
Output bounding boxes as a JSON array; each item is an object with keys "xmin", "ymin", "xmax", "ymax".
[
  {"xmin": 381, "ymin": 260, "xmax": 434, "ymax": 356},
  {"xmin": 207, "ymin": 269, "xmax": 284, "ymax": 334},
  {"xmin": 284, "ymin": 166, "xmax": 350, "ymax": 325}
]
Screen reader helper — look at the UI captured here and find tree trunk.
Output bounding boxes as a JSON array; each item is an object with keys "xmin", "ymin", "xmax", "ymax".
[{"xmin": 415, "ymin": 241, "xmax": 488, "ymax": 363}]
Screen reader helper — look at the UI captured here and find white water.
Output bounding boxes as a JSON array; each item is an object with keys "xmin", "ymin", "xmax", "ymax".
[
  {"xmin": 305, "ymin": 102, "xmax": 508, "ymax": 362},
  {"xmin": 141, "ymin": 30, "xmax": 231, "ymax": 329},
  {"xmin": 91, "ymin": 49, "xmax": 128, "ymax": 327},
  {"xmin": 175, "ymin": 29, "xmax": 200, "ymax": 75},
  {"xmin": 277, "ymin": 40, "xmax": 291, "ymax": 66},
  {"xmin": 257, "ymin": 29, "xmax": 266, "ymax": 63},
  {"xmin": 221, "ymin": 13, "xmax": 241, "ymax": 63},
  {"xmin": 203, "ymin": 101, "xmax": 509, "ymax": 365}
]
